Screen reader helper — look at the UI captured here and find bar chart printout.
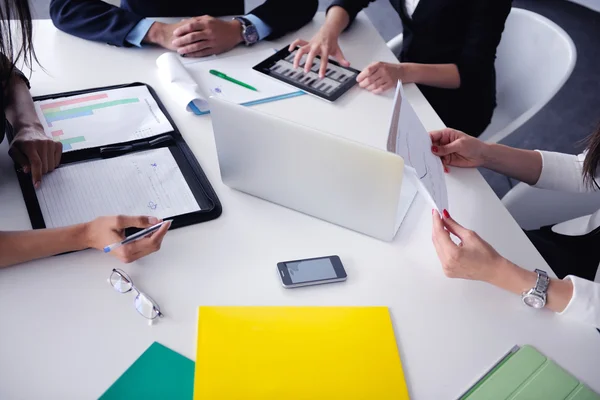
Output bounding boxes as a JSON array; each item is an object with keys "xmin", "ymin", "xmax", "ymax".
[{"xmin": 34, "ymin": 86, "xmax": 174, "ymax": 152}]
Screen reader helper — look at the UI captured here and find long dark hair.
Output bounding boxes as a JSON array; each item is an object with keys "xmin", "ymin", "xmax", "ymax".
[
  {"xmin": 583, "ymin": 124, "xmax": 600, "ymax": 189},
  {"xmin": 0, "ymin": 0, "xmax": 36, "ymax": 83}
]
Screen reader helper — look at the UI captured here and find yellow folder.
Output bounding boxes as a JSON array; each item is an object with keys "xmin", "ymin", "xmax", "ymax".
[{"xmin": 193, "ymin": 306, "xmax": 410, "ymax": 400}]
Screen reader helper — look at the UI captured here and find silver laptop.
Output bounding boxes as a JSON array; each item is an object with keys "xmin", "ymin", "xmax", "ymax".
[{"xmin": 208, "ymin": 97, "xmax": 416, "ymax": 241}]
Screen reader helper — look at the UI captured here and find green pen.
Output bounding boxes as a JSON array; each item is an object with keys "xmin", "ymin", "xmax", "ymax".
[{"xmin": 209, "ymin": 69, "xmax": 258, "ymax": 92}]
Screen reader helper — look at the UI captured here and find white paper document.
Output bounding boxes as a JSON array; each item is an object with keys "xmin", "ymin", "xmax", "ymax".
[
  {"xmin": 156, "ymin": 52, "xmax": 210, "ymax": 113},
  {"xmin": 34, "ymin": 86, "xmax": 174, "ymax": 153},
  {"xmin": 156, "ymin": 49, "xmax": 302, "ymax": 113},
  {"xmin": 36, "ymin": 148, "xmax": 201, "ymax": 229},
  {"xmin": 388, "ymin": 82, "xmax": 449, "ymax": 212}
]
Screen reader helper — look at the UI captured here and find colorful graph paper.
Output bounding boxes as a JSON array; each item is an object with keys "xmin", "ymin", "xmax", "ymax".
[
  {"xmin": 41, "ymin": 93, "xmax": 139, "ymax": 126},
  {"xmin": 34, "ymin": 85, "xmax": 174, "ymax": 152}
]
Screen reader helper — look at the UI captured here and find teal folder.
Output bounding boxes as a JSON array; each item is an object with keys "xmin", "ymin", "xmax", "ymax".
[
  {"xmin": 99, "ymin": 342, "xmax": 194, "ymax": 400},
  {"xmin": 461, "ymin": 345, "xmax": 600, "ymax": 400}
]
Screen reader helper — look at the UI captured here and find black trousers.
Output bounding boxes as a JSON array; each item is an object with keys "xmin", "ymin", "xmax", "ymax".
[{"xmin": 526, "ymin": 225, "xmax": 600, "ymax": 281}]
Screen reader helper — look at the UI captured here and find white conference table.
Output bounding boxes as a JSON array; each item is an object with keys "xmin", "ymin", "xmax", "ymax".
[{"xmin": 0, "ymin": 14, "xmax": 598, "ymax": 399}]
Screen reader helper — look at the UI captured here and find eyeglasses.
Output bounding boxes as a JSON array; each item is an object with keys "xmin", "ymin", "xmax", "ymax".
[{"xmin": 109, "ymin": 269, "xmax": 163, "ymax": 324}]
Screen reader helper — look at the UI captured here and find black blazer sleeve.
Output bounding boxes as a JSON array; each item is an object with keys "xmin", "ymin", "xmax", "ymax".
[
  {"xmin": 50, "ymin": 0, "xmax": 143, "ymax": 47},
  {"xmin": 328, "ymin": 0, "xmax": 375, "ymax": 25},
  {"xmin": 50, "ymin": 0, "xmax": 318, "ymax": 46},
  {"xmin": 455, "ymin": 1, "xmax": 511, "ymax": 91},
  {"xmin": 250, "ymin": 0, "xmax": 318, "ymax": 39}
]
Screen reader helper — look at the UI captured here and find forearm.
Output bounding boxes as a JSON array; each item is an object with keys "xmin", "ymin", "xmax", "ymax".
[
  {"xmin": 482, "ymin": 143, "xmax": 543, "ymax": 185},
  {"xmin": 0, "ymin": 225, "xmax": 89, "ymax": 268},
  {"xmin": 4, "ymin": 73, "xmax": 43, "ymax": 133},
  {"xmin": 50, "ymin": 0, "xmax": 142, "ymax": 47},
  {"xmin": 323, "ymin": 6, "xmax": 351, "ymax": 36},
  {"xmin": 402, "ymin": 63, "xmax": 461, "ymax": 89},
  {"xmin": 487, "ymin": 258, "xmax": 573, "ymax": 313}
]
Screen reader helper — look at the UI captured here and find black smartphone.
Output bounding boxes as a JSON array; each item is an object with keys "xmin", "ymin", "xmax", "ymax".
[{"xmin": 277, "ymin": 255, "xmax": 347, "ymax": 288}]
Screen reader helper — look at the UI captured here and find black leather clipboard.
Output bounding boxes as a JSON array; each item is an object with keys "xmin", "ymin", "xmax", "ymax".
[{"xmin": 9, "ymin": 82, "xmax": 222, "ymax": 231}]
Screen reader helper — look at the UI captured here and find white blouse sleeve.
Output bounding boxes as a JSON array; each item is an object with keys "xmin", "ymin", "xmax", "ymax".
[
  {"xmin": 534, "ymin": 151, "xmax": 598, "ymax": 193},
  {"xmin": 558, "ymin": 275, "xmax": 600, "ymax": 328}
]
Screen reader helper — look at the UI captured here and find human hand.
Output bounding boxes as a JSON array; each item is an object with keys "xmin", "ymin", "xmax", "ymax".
[
  {"xmin": 143, "ymin": 20, "xmax": 189, "ymax": 51},
  {"xmin": 171, "ymin": 16, "xmax": 243, "ymax": 57},
  {"xmin": 356, "ymin": 62, "xmax": 408, "ymax": 94},
  {"xmin": 85, "ymin": 216, "xmax": 171, "ymax": 263},
  {"xmin": 431, "ymin": 209, "xmax": 503, "ymax": 282},
  {"xmin": 9, "ymin": 125, "xmax": 62, "ymax": 188},
  {"xmin": 289, "ymin": 29, "xmax": 349, "ymax": 78},
  {"xmin": 429, "ymin": 128, "xmax": 488, "ymax": 169}
]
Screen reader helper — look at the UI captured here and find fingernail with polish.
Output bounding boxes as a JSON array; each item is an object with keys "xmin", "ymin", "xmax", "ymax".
[
  {"xmin": 431, "ymin": 146, "xmax": 438, "ymax": 153},
  {"xmin": 444, "ymin": 166, "xmax": 449, "ymax": 173},
  {"xmin": 443, "ymin": 209, "xmax": 450, "ymax": 219}
]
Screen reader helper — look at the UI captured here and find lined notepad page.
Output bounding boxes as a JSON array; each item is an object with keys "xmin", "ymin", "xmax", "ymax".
[{"xmin": 36, "ymin": 148, "xmax": 201, "ymax": 229}]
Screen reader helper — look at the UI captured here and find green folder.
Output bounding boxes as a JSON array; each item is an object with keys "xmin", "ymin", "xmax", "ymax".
[
  {"xmin": 461, "ymin": 345, "xmax": 600, "ymax": 400},
  {"xmin": 99, "ymin": 342, "xmax": 194, "ymax": 400}
]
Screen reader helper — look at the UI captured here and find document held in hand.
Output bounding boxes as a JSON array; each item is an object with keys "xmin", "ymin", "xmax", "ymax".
[{"xmin": 387, "ymin": 81, "xmax": 449, "ymax": 212}]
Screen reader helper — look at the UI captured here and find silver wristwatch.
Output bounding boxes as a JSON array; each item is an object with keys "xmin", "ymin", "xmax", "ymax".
[{"xmin": 521, "ymin": 269, "xmax": 549, "ymax": 309}]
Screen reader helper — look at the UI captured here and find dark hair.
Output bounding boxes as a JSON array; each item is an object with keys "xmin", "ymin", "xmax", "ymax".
[
  {"xmin": 0, "ymin": 0, "xmax": 37, "ymax": 83},
  {"xmin": 583, "ymin": 123, "xmax": 600, "ymax": 189}
]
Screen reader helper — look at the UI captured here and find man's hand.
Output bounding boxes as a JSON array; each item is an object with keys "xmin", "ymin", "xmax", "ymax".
[
  {"xmin": 9, "ymin": 126, "xmax": 62, "ymax": 188},
  {"xmin": 171, "ymin": 16, "xmax": 243, "ymax": 57},
  {"xmin": 143, "ymin": 20, "xmax": 188, "ymax": 51}
]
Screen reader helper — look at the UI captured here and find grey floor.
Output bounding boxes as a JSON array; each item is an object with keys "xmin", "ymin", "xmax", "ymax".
[{"xmin": 31, "ymin": 0, "xmax": 600, "ymax": 198}]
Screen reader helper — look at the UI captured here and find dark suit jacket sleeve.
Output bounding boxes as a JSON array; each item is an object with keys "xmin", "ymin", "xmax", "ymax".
[
  {"xmin": 327, "ymin": 0, "xmax": 375, "ymax": 26},
  {"xmin": 50, "ymin": 0, "xmax": 143, "ymax": 47},
  {"xmin": 456, "ymin": 1, "xmax": 511, "ymax": 91},
  {"xmin": 250, "ymin": 0, "xmax": 318, "ymax": 39}
]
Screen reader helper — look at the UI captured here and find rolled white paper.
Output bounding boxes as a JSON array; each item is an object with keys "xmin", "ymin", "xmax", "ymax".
[{"xmin": 156, "ymin": 52, "xmax": 209, "ymax": 113}]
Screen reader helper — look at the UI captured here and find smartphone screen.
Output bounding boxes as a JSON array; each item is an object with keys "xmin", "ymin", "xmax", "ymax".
[
  {"xmin": 278, "ymin": 256, "xmax": 346, "ymax": 287},
  {"xmin": 284, "ymin": 258, "xmax": 338, "ymax": 284}
]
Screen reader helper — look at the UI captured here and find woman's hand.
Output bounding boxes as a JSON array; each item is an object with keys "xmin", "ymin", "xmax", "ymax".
[
  {"xmin": 84, "ymin": 216, "xmax": 171, "ymax": 263},
  {"xmin": 289, "ymin": 6, "xmax": 351, "ymax": 78},
  {"xmin": 9, "ymin": 126, "xmax": 62, "ymax": 188},
  {"xmin": 429, "ymin": 128, "xmax": 488, "ymax": 168},
  {"xmin": 431, "ymin": 209, "xmax": 503, "ymax": 283},
  {"xmin": 289, "ymin": 31, "xmax": 349, "ymax": 78},
  {"xmin": 356, "ymin": 62, "xmax": 409, "ymax": 94}
]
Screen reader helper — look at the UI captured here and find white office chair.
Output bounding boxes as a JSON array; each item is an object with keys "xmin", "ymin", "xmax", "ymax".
[
  {"xmin": 492, "ymin": 10, "xmax": 587, "ymax": 232},
  {"xmin": 479, "ymin": 8, "xmax": 576, "ymax": 143},
  {"xmin": 386, "ymin": 33, "xmax": 403, "ymax": 57},
  {"xmin": 502, "ymin": 183, "xmax": 600, "ymax": 231},
  {"xmin": 386, "ymin": 8, "xmax": 577, "ymax": 145}
]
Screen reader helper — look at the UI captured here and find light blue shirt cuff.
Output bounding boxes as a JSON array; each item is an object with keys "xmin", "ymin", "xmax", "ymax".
[
  {"xmin": 244, "ymin": 14, "xmax": 272, "ymax": 41},
  {"xmin": 125, "ymin": 18, "xmax": 155, "ymax": 47}
]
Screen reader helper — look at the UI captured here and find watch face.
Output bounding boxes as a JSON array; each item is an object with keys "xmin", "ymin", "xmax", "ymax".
[
  {"xmin": 245, "ymin": 25, "xmax": 259, "ymax": 44},
  {"xmin": 523, "ymin": 294, "xmax": 544, "ymax": 309}
]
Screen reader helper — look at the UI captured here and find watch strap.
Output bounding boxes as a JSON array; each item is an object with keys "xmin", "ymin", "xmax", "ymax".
[
  {"xmin": 235, "ymin": 16, "xmax": 251, "ymax": 27},
  {"xmin": 233, "ymin": 16, "xmax": 257, "ymax": 46},
  {"xmin": 533, "ymin": 269, "xmax": 549, "ymax": 295}
]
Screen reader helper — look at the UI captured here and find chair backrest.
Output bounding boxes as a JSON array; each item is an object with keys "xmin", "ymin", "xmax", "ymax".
[
  {"xmin": 480, "ymin": 8, "xmax": 576, "ymax": 143},
  {"xmin": 502, "ymin": 182, "xmax": 600, "ymax": 231}
]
